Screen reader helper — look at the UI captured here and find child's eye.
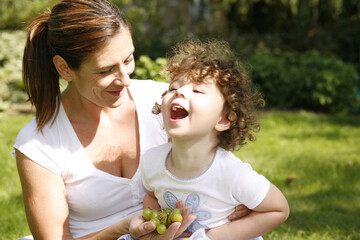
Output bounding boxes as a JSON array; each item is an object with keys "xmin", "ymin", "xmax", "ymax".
[
  {"xmin": 193, "ymin": 89, "xmax": 204, "ymax": 94},
  {"xmin": 169, "ymin": 88, "xmax": 177, "ymax": 92}
]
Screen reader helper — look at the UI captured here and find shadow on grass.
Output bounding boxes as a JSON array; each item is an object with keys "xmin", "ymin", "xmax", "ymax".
[
  {"xmin": 285, "ymin": 188, "xmax": 360, "ymax": 237},
  {"xmin": 279, "ymin": 154, "xmax": 360, "ymax": 237}
]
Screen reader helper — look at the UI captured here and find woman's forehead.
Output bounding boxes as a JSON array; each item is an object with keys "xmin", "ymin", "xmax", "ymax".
[{"xmin": 81, "ymin": 29, "xmax": 134, "ymax": 67}]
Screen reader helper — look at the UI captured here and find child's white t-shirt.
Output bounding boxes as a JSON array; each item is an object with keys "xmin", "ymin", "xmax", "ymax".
[{"xmin": 142, "ymin": 142, "xmax": 270, "ymax": 237}]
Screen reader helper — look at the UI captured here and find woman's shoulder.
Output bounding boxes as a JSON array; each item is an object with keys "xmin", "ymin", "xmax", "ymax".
[
  {"xmin": 144, "ymin": 142, "xmax": 171, "ymax": 157},
  {"xmin": 14, "ymin": 104, "xmax": 68, "ymax": 146},
  {"xmin": 141, "ymin": 143, "xmax": 171, "ymax": 174},
  {"xmin": 14, "ymin": 117, "xmax": 39, "ymax": 146}
]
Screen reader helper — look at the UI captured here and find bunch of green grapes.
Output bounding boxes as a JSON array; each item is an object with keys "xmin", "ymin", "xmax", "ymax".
[{"xmin": 142, "ymin": 207, "xmax": 184, "ymax": 235}]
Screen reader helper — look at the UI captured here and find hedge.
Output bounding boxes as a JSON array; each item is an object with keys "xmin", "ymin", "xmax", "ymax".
[
  {"xmin": 0, "ymin": 31, "xmax": 358, "ymax": 114},
  {"xmin": 249, "ymin": 51, "xmax": 359, "ymax": 113}
]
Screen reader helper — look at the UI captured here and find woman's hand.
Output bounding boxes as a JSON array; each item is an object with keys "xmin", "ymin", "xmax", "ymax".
[
  {"xmin": 129, "ymin": 205, "xmax": 196, "ymax": 240},
  {"xmin": 228, "ymin": 204, "xmax": 251, "ymax": 221}
]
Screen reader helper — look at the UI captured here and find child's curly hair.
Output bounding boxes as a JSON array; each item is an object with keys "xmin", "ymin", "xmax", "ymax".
[{"xmin": 155, "ymin": 39, "xmax": 265, "ymax": 151}]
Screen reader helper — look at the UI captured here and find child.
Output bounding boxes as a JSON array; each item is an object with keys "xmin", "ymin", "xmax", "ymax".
[{"xmin": 141, "ymin": 39, "xmax": 289, "ymax": 240}]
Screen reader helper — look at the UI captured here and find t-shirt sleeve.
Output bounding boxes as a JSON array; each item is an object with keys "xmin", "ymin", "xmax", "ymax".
[
  {"xmin": 13, "ymin": 118, "xmax": 62, "ymax": 175},
  {"xmin": 232, "ymin": 162, "xmax": 270, "ymax": 209}
]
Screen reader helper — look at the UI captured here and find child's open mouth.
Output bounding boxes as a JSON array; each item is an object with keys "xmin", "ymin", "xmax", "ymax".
[{"xmin": 170, "ymin": 104, "xmax": 188, "ymax": 120}]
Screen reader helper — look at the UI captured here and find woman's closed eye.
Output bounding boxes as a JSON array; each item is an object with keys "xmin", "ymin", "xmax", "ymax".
[
  {"xmin": 124, "ymin": 55, "xmax": 134, "ymax": 65},
  {"xmin": 99, "ymin": 68, "xmax": 113, "ymax": 75}
]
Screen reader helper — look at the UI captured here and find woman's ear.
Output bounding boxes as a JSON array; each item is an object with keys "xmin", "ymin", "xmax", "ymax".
[
  {"xmin": 215, "ymin": 111, "xmax": 237, "ymax": 132},
  {"xmin": 53, "ymin": 55, "xmax": 73, "ymax": 82}
]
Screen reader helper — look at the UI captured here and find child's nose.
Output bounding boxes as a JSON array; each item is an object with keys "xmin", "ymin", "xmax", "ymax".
[{"xmin": 176, "ymin": 86, "xmax": 188, "ymax": 98}]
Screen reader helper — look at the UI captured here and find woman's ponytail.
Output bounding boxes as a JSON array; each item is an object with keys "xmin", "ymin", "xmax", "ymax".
[{"xmin": 23, "ymin": 11, "xmax": 60, "ymax": 130}]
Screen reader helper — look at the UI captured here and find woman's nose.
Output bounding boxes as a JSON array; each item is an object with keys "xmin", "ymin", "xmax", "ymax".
[{"xmin": 114, "ymin": 69, "xmax": 131, "ymax": 86}]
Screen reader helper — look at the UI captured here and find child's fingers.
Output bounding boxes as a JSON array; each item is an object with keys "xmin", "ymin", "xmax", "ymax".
[
  {"xmin": 174, "ymin": 206, "xmax": 196, "ymax": 237},
  {"xmin": 176, "ymin": 199, "xmax": 184, "ymax": 209},
  {"xmin": 228, "ymin": 204, "xmax": 251, "ymax": 221}
]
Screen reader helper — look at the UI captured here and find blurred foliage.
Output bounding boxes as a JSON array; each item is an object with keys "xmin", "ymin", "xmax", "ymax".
[
  {"xmin": 0, "ymin": 0, "xmax": 59, "ymax": 29},
  {"xmin": 113, "ymin": 0, "xmax": 360, "ymax": 68},
  {"xmin": 0, "ymin": 0, "xmax": 359, "ymax": 114},
  {"xmin": 0, "ymin": 31, "xmax": 27, "ymax": 111},
  {"xmin": 249, "ymin": 51, "xmax": 359, "ymax": 113},
  {"xmin": 132, "ymin": 55, "xmax": 167, "ymax": 82},
  {"xmin": 0, "ymin": 0, "xmax": 358, "ymax": 66}
]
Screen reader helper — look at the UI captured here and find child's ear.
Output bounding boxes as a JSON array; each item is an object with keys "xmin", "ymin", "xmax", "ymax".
[
  {"xmin": 53, "ymin": 55, "xmax": 73, "ymax": 82},
  {"xmin": 215, "ymin": 111, "xmax": 237, "ymax": 132}
]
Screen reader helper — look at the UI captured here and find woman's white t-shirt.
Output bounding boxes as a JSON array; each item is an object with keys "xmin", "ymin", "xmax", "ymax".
[{"xmin": 13, "ymin": 80, "xmax": 169, "ymax": 238}]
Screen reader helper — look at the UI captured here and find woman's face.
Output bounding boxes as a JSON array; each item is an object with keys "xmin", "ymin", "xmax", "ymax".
[{"xmin": 68, "ymin": 28, "xmax": 135, "ymax": 108}]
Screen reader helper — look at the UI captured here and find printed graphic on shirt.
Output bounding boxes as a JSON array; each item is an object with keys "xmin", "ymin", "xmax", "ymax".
[{"xmin": 163, "ymin": 191, "xmax": 211, "ymax": 232}]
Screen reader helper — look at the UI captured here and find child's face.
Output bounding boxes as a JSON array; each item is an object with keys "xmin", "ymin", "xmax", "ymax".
[{"xmin": 161, "ymin": 75, "xmax": 228, "ymax": 142}]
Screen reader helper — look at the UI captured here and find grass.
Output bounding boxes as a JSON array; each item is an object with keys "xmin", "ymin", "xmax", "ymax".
[
  {"xmin": 0, "ymin": 110, "xmax": 359, "ymax": 239},
  {"xmin": 0, "ymin": 111, "xmax": 33, "ymax": 239},
  {"xmin": 236, "ymin": 110, "xmax": 360, "ymax": 239}
]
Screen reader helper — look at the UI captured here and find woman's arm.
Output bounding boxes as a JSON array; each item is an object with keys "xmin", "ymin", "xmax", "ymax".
[
  {"xmin": 16, "ymin": 150, "xmax": 74, "ymax": 239},
  {"xmin": 206, "ymin": 183, "xmax": 289, "ymax": 240}
]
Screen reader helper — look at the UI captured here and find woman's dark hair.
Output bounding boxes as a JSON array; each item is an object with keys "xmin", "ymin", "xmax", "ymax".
[{"xmin": 23, "ymin": 0, "xmax": 130, "ymax": 130}]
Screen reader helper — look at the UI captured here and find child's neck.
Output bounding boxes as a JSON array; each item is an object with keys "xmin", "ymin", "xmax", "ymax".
[{"xmin": 166, "ymin": 139, "xmax": 218, "ymax": 179}]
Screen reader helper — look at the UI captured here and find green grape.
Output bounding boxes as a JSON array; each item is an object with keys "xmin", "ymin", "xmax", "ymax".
[
  {"xmin": 150, "ymin": 217, "xmax": 160, "ymax": 227},
  {"xmin": 143, "ymin": 207, "xmax": 185, "ymax": 234},
  {"xmin": 169, "ymin": 208, "xmax": 181, "ymax": 222},
  {"xmin": 172, "ymin": 213, "xmax": 183, "ymax": 222},
  {"xmin": 164, "ymin": 208, "xmax": 172, "ymax": 215},
  {"xmin": 167, "ymin": 213, "xmax": 173, "ymax": 227},
  {"xmin": 159, "ymin": 211, "xmax": 168, "ymax": 225},
  {"xmin": 142, "ymin": 208, "xmax": 152, "ymax": 221},
  {"xmin": 156, "ymin": 223, "xmax": 167, "ymax": 234},
  {"xmin": 150, "ymin": 209, "xmax": 159, "ymax": 220}
]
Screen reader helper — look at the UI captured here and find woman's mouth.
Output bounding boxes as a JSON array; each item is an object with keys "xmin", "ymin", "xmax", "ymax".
[
  {"xmin": 170, "ymin": 104, "xmax": 188, "ymax": 120},
  {"xmin": 107, "ymin": 87, "xmax": 125, "ymax": 97}
]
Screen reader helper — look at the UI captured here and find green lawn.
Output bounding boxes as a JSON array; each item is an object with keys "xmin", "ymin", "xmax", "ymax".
[{"xmin": 0, "ymin": 110, "xmax": 359, "ymax": 239}]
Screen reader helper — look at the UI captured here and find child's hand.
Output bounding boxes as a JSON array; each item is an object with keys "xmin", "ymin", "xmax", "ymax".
[
  {"xmin": 176, "ymin": 200, "xmax": 196, "ymax": 237},
  {"xmin": 174, "ymin": 202, "xmax": 196, "ymax": 238},
  {"xmin": 228, "ymin": 204, "xmax": 251, "ymax": 221}
]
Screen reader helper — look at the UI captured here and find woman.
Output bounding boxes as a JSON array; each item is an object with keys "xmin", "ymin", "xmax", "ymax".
[{"xmin": 14, "ymin": 0, "xmax": 248, "ymax": 239}]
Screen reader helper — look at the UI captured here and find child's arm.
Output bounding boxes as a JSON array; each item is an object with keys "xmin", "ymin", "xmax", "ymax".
[
  {"xmin": 143, "ymin": 191, "xmax": 161, "ymax": 210},
  {"xmin": 206, "ymin": 183, "xmax": 289, "ymax": 240}
]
